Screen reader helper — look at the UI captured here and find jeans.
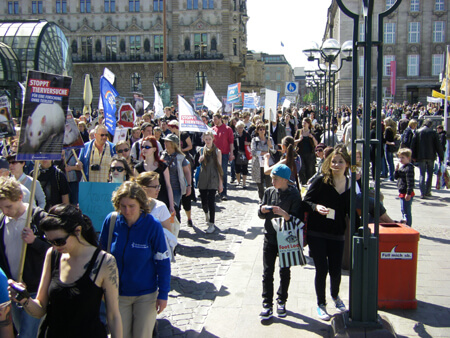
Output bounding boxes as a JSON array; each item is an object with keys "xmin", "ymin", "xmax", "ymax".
[
  {"xmin": 400, "ymin": 197, "xmax": 413, "ymax": 226},
  {"xmin": 262, "ymin": 234, "xmax": 291, "ymax": 307},
  {"xmin": 307, "ymin": 235, "xmax": 345, "ymax": 306},
  {"xmin": 11, "ymin": 292, "xmax": 41, "ymax": 338},
  {"xmin": 385, "ymin": 146, "xmax": 395, "ymax": 180},
  {"xmin": 200, "ymin": 189, "xmax": 217, "ymax": 223},
  {"xmin": 381, "ymin": 153, "xmax": 388, "ymax": 177},
  {"xmin": 173, "ymin": 189, "xmax": 182, "ymax": 208},
  {"xmin": 418, "ymin": 161, "xmax": 434, "ymax": 196},
  {"xmin": 221, "ymin": 154, "xmax": 229, "ymax": 196}
]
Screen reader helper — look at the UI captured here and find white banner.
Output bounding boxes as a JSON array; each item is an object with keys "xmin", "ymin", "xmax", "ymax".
[
  {"xmin": 265, "ymin": 89, "xmax": 278, "ymax": 122},
  {"xmin": 203, "ymin": 82, "xmax": 222, "ymax": 113},
  {"xmin": 153, "ymin": 83, "xmax": 165, "ymax": 119},
  {"xmin": 282, "ymin": 99, "xmax": 291, "ymax": 109},
  {"xmin": 178, "ymin": 95, "xmax": 210, "ymax": 133}
]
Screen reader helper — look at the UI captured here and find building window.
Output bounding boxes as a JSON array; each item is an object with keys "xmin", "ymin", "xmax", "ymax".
[
  {"xmin": 153, "ymin": 0, "xmax": 163, "ymax": 11},
  {"xmin": 407, "ymin": 55, "xmax": 419, "ymax": 76},
  {"xmin": 265, "ymin": 73, "xmax": 271, "ymax": 81},
  {"xmin": 408, "ymin": 22, "xmax": 420, "ymax": 43},
  {"xmin": 410, "ymin": 0, "xmax": 419, "ymax": 12},
  {"xmin": 383, "ymin": 55, "xmax": 395, "ymax": 76},
  {"xmin": 56, "ymin": 0, "xmax": 67, "ymax": 13},
  {"xmin": 233, "ymin": 38, "xmax": 237, "ymax": 56},
  {"xmin": 432, "ymin": 54, "xmax": 444, "ymax": 76},
  {"xmin": 386, "ymin": 0, "xmax": 395, "ymax": 9},
  {"xmin": 195, "ymin": 71, "xmax": 207, "ymax": 91},
  {"xmin": 131, "ymin": 73, "xmax": 141, "ymax": 92},
  {"xmin": 211, "ymin": 37, "xmax": 217, "ymax": 51},
  {"xmin": 435, "ymin": 0, "xmax": 444, "ymax": 11},
  {"xmin": 359, "ymin": 55, "xmax": 364, "ymax": 77},
  {"xmin": 154, "ymin": 72, "xmax": 163, "ymax": 90},
  {"xmin": 105, "ymin": 0, "xmax": 115, "ymax": 12},
  {"xmin": 81, "ymin": 36, "xmax": 93, "ymax": 61},
  {"xmin": 187, "ymin": 0, "xmax": 198, "ymax": 9},
  {"xmin": 276, "ymin": 72, "xmax": 281, "ymax": 81},
  {"xmin": 130, "ymin": 36, "xmax": 141, "ymax": 60},
  {"xmin": 359, "ymin": 22, "xmax": 365, "ymax": 42},
  {"xmin": 202, "ymin": 0, "xmax": 213, "ymax": 9},
  {"xmin": 32, "ymin": 1, "xmax": 43, "ymax": 14},
  {"xmin": 105, "ymin": 36, "xmax": 117, "ymax": 61},
  {"xmin": 384, "ymin": 23, "xmax": 396, "ymax": 44},
  {"xmin": 154, "ymin": 35, "xmax": 164, "ymax": 60},
  {"xmin": 276, "ymin": 84, "xmax": 282, "ymax": 93},
  {"xmin": 433, "ymin": 21, "xmax": 445, "ymax": 43},
  {"xmin": 80, "ymin": 0, "xmax": 91, "ymax": 13},
  {"xmin": 129, "ymin": 0, "xmax": 140, "ymax": 12},
  {"xmin": 8, "ymin": 1, "xmax": 19, "ymax": 14},
  {"xmin": 194, "ymin": 33, "xmax": 207, "ymax": 58}
]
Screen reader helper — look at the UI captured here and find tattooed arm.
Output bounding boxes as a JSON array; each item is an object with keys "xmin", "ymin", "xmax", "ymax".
[
  {"xmin": 100, "ymin": 253, "xmax": 123, "ymax": 338},
  {"xmin": 0, "ymin": 301, "xmax": 14, "ymax": 338}
]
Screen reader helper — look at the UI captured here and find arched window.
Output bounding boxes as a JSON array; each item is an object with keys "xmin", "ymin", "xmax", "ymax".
[
  {"xmin": 95, "ymin": 39, "xmax": 102, "ymax": 53},
  {"xmin": 144, "ymin": 38, "xmax": 151, "ymax": 52},
  {"xmin": 154, "ymin": 72, "xmax": 163, "ymax": 90},
  {"xmin": 195, "ymin": 71, "xmax": 207, "ymax": 91},
  {"xmin": 211, "ymin": 37, "xmax": 217, "ymax": 51},
  {"xmin": 71, "ymin": 39, "xmax": 78, "ymax": 54},
  {"xmin": 131, "ymin": 72, "xmax": 141, "ymax": 92},
  {"xmin": 184, "ymin": 38, "xmax": 190, "ymax": 52}
]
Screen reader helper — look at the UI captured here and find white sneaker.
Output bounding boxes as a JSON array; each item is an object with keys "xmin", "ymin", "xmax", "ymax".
[
  {"xmin": 317, "ymin": 304, "xmax": 331, "ymax": 321},
  {"xmin": 205, "ymin": 223, "xmax": 215, "ymax": 234},
  {"xmin": 333, "ymin": 296, "xmax": 347, "ymax": 312}
]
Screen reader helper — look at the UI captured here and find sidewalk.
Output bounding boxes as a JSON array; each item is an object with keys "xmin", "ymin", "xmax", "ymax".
[{"xmin": 202, "ymin": 172, "xmax": 450, "ymax": 337}]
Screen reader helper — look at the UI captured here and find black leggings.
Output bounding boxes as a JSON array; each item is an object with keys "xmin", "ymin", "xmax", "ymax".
[
  {"xmin": 307, "ymin": 235, "xmax": 345, "ymax": 306},
  {"xmin": 199, "ymin": 189, "xmax": 216, "ymax": 223}
]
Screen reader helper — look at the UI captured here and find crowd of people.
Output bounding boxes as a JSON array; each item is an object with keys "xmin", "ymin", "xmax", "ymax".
[{"xmin": 0, "ymin": 99, "xmax": 447, "ymax": 335}]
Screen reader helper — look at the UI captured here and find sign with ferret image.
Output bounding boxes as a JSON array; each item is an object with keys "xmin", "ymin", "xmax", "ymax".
[{"xmin": 17, "ymin": 70, "xmax": 72, "ymax": 161}]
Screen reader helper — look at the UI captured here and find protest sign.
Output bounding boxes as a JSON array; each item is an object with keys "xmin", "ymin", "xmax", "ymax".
[
  {"xmin": 194, "ymin": 92, "xmax": 205, "ymax": 111},
  {"xmin": 227, "ymin": 83, "xmax": 241, "ymax": 104},
  {"xmin": 17, "ymin": 70, "xmax": 72, "ymax": 161},
  {"xmin": 244, "ymin": 93, "xmax": 257, "ymax": 109},
  {"xmin": 265, "ymin": 89, "xmax": 278, "ymax": 122},
  {"xmin": 113, "ymin": 127, "xmax": 128, "ymax": 144},
  {"xmin": 178, "ymin": 95, "xmax": 209, "ymax": 133},
  {"xmin": 78, "ymin": 182, "xmax": 121, "ymax": 232},
  {"xmin": 63, "ymin": 111, "xmax": 84, "ymax": 149},
  {"xmin": 117, "ymin": 103, "xmax": 136, "ymax": 128},
  {"xmin": 0, "ymin": 94, "xmax": 16, "ymax": 138}
]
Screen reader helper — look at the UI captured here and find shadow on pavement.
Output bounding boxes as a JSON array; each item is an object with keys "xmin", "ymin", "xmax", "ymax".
[
  {"xmin": 176, "ymin": 244, "xmax": 235, "ymax": 260},
  {"xmin": 157, "ymin": 318, "xmax": 214, "ymax": 338},
  {"xmin": 273, "ymin": 311, "xmax": 330, "ymax": 337},
  {"xmin": 420, "ymin": 234, "xmax": 450, "ymax": 245},
  {"xmin": 170, "ymin": 276, "xmax": 228, "ymax": 300}
]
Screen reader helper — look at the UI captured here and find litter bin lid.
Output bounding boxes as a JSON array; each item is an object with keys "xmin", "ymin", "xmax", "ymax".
[{"xmin": 369, "ymin": 223, "xmax": 420, "ymax": 242}]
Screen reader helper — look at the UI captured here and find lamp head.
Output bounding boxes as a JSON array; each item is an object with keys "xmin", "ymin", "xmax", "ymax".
[
  {"xmin": 322, "ymin": 38, "xmax": 341, "ymax": 59},
  {"xmin": 341, "ymin": 40, "xmax": 353, "ymax": 60},
  {"xmin": 302, "ymin": 41, "xmax": 320, "ymax": 61}
]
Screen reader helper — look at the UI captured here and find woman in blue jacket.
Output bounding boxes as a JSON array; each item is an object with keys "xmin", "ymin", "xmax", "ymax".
[{"xmin": 100, "ymin": 181, "xmax": 171, "ymax": 337}]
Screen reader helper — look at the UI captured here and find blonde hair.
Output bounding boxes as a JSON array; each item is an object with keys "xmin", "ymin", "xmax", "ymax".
[
  {"xmin": 111, "ymin": 181, "xmax": 149, "ymax": 214},
  {"xmin": 0, "ymin": 177, "xmax": 23, "ymax": 202},
  {"xmin": 397, "ymin": 148, "xmax": 412, "ymax": 158},
  {"xmin": 135, "ymin": 171, "xmax": 160, "ymax": 187}
]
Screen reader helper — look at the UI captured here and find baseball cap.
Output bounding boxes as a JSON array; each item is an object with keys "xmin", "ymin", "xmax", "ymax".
[
  {"xmin": 162, "ymin": 133, "xmax": 179, "ymax": 144},
  {"xmin": 0, "ymin": 157, "xmax": 9, "ymax": 170},
  {"xmin": 271, "ymin": 164, "xmax": 293, "ymax": 183}
]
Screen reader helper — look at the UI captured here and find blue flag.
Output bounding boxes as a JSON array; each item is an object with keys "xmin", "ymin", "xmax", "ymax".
[
  {"xmin": 100, "ymin": 76, "xmax": 119, "ymax": 135},
  {"xmin": 281, "ymin": 41, "xmax": 284, "ymax": 47}
]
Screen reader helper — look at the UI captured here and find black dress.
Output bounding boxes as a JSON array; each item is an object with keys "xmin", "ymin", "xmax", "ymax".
[{"xmin": 38, "ymin": 248, "xmax": 107, "ymax": 338}]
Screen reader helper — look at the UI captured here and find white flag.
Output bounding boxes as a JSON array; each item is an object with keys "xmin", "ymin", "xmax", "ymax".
[
  {"xmin": 153, "ymin": 83, "xmax": 165, "ymax": 119},
  {"xmin": 178, "ymin": 95, "xmax": 210, "ymax": 133},
  {"xmin": 203, "ymin": 82, "xmax": 222, "ymax": 113}
]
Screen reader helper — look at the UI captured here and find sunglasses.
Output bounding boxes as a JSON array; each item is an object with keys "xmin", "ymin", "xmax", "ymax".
[
  {"xmin": 117, "ymin": 148, "xmax": 130, "ymax": 154},
  {"xmin": 146, "ymin": 184, "xmax": 161, "ymax": 189},
  {"xmin": 98, "ymin": 133, "xmax": 108, "ymax": 137},
  {"xmin": 110, "ymin": 166, "xmax": 125, "ymax": 173},
  {"xmin": 45, "ymin": 233, "xmax": 71, "ymax": 246},
  {"xmin": 8, "ymin": 161, "xmax": 19, "ymax": 165},
  {"xmin": 142, "ymin": 145, "xmax": 152, "ymax": 149},
  {"xmin": 258, "ymin": 128, "xmax": 266, "ymax": 131}
]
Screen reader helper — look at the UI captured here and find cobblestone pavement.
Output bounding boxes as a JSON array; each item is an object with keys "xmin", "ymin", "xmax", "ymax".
[{"xmin": 157, "ymin": 179, "xmax": 260, "ymax": 337}]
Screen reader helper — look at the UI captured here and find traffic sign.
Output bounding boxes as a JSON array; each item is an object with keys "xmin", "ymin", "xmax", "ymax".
[{"xmin": 285, "ymin": 82, "xmax": 299, "ymax": 94}]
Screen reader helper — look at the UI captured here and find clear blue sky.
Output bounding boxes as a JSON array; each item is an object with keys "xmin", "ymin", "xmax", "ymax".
[{"xmin": 246, "ymin": 0, "xmax": 331, "ymax": 69}]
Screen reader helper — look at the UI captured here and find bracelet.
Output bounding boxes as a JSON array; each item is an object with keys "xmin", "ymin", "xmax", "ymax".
[{"xmin": 186, "ymin": 185, "xmax": 191, "ymax": 187}]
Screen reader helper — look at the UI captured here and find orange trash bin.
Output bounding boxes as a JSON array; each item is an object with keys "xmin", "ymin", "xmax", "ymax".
[{"xmin": 369, "ymin": 223, "xmax": 420, "ymax": 309}]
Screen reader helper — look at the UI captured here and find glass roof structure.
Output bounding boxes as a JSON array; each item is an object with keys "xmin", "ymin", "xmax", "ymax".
[
  {"xmin": 0, "ymin": 21, "xmax": 73, "ymax": 82},
  {"xmin": 0, "ymin": 42, "xmax": 21, "ymax": 83}
]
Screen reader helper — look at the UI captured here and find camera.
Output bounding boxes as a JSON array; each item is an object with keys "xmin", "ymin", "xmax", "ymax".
[
  {"xmin": 10, "ymin": 282, "xmax": 30, "ymax": 301},
  {"xmin": 90, "ymin": 164, "xmax": 101, "ymax": 171}
]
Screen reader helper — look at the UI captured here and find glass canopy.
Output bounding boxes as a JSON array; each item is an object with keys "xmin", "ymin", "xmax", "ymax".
[
  {"xmin": 0, "ymin": 21, "xmax": 73, "ymax": 81},
  {"xmin": 0, "ymin": 42, "xmax": 21, "ymax": 82}
]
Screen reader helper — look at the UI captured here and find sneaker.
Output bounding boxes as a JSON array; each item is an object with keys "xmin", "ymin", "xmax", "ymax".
[
  {"xmin": 333, "ymin": 296, "xmax": 346, "ymax": 312},
  {"xmin": 205, "ymin": 223, "xmax": 215, "ymax": 234},
  {"xmin": 187, "ymin": 219, "xmax": 194, "ymax": 227},
  {"xmin": 317, "ymin": 304, "xmax": 331, "ymax": 321},
  {"xmin": 276, "ymin": 301, "xmax": 287, "ymax": 317},
  {"xmin": 259, "ymin": 306, "xmax": 273, "ymax": 320},
  {"xmin": 220, "ymin": 195, "xmax": 228, "ymax": 201}
]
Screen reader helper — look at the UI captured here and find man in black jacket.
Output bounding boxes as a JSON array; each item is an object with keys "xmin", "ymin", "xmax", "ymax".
[
  {"xmin": 258, "ymin": 164, "xmax": 303, "ymax": 320},
  {"xmin": 0, "ymin": 177, "xmax": 49, "ymax": 337},
  {"xmin": 411, "ymin": 119, "xmax": 444, "ymax": 198}
]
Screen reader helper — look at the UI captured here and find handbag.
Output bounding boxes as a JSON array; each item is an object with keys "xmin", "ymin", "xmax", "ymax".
[
  {"xmin": 236, "ymin": 150, "xmax": 248, "ymax": 165},
  {"xmin": 272, "ymin": 216, "xmax": 306, "ymax": 268},
  {"xmin": 245, "ymin": 145, "xmax": 252, "ymax": 160}
]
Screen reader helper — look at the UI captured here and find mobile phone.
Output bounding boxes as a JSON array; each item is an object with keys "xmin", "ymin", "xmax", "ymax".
[{"xmin": 10, "ymin": 282, "xmax": 30, "ymax": 301}]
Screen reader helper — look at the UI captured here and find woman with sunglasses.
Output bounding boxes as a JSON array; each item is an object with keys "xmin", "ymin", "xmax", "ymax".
[
  {"xmin": 115, "ymin": 141, "xmax": 137, "ymax": 170},
  {"xmin": 8, "ymin": 204, "xmax": 122, "ymax": 338},
  {"xmin": 109, "ymin": 156, "xmax": 133, "ymax": 183},
  {"xmin": 100, "ymin": 182, "xmax": 170, "ymax": 338},
  {"xmin": 134, "ymin": 136, "xmax": 175, "ymax": 214},
  {"xmin": 251, "ymin": 122, "xmax": 275, "ymax": 202}
]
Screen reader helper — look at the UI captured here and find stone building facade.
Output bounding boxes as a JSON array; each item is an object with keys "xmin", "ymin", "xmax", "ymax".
[
  {"xmin": 325, "ymin": 0, "xmax": 449, "ymax": 107},
  {"xmin": 2, "ymin": 0, "xmax": 249, "ymax": 109}
]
